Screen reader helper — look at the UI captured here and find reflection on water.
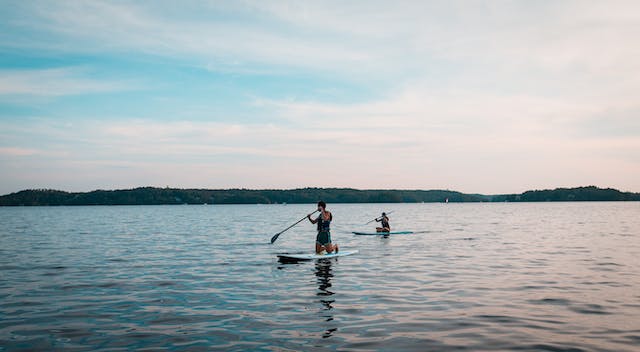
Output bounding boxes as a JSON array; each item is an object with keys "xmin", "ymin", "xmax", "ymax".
[{"xmin": 315, "ymin": 260, "xmax": 336, "ymax": 339}]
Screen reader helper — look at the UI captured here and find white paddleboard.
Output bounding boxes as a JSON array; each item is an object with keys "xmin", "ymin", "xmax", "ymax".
[
  {"xmin": 277, "ymin": 250, "xmax": 359, "ymax": 261},
  {"xmin": 352, "ymin": 231, "xmax": 414, "ymax": 236}
]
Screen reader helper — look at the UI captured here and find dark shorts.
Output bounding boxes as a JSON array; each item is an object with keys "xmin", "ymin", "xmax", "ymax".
[{"xmin": 316, "ymin": 231, "xmax": 331, "ymax": 246}]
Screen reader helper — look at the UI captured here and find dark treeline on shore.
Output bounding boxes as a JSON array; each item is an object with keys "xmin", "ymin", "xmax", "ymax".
[{"xmin": 0, "ymin": 186, "xmax": 639, "ymax": 206}]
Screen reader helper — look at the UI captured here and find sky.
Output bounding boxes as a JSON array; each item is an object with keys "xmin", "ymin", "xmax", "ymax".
[{"xmin": 1, "ymin": 1, "xmax": 639, "ymax": 195}]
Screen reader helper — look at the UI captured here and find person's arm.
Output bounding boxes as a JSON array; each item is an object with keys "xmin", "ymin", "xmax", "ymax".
[
  {"xmin": 308, "ymin": 213, "xmax": 318, "ymax": 224},
  {"xmin": 375, "ymin": 217, "xmax": 381, "ymax": 222}
]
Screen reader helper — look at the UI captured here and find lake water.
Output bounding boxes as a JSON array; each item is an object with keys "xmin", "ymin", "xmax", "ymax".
[{"xmin": 0, "ymin": 202, "xmax": 639, "ymax": 351}]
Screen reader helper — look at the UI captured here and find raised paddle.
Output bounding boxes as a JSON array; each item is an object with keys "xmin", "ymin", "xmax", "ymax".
[
  {"xmin": 364, "ymin": 211, "xmax": 394, "ymax": 225},
  {"xmin": 270, "ymin": 210, "xmax": 319, "ymax": 244}
]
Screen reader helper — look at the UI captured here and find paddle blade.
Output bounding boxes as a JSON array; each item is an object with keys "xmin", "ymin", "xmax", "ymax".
[{"xmin": 270, "ymin": 233, "xmax": 281, "ymax": 244}]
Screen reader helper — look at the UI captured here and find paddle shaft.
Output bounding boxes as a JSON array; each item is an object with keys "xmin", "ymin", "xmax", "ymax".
[
  {"xmin": 365, "ymin": 211, "xmax": 394, "ymax": 225},
  {"xmin": 270, "ymin": 210, "xmax": 318, "ymax": 244}
]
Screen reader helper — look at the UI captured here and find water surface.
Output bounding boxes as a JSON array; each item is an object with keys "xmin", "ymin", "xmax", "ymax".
[{"xmin": 1, "ymin": 202, "xmax": 639, "ymax": 351}]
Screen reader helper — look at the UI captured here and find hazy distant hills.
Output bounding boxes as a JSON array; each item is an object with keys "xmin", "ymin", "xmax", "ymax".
[{"xmin": 0, "ymin": 186, "xmax": 638, "ymax": 206}]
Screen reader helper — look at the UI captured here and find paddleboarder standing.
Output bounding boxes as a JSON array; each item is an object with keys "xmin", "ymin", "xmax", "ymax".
[
  {"xmin": 375, "ymin": 212, "xmax": 391, "ymax": 232},
  {"xmin": 308, "ymin": 201, "xmax": 339, "ymax": 254}
]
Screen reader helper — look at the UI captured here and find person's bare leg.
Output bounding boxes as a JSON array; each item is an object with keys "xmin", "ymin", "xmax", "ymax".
[{"xmin": 316, "ymin": 243, "xmax": 324, "ymax": 254}]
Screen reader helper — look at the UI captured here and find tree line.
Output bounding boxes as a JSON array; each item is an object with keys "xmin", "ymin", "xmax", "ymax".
[{"xmin": 0, "ymin": 186, "xmax": 638, "ymax": 206}]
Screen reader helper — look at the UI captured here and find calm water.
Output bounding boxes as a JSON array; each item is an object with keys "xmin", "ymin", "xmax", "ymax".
[{"xmin": 0, "ymin": 203, "xmax": 639, "ymax": 351}]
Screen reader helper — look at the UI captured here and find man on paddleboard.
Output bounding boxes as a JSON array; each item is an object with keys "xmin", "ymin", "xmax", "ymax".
[
  {"xmin": 307, "ymin": 201, "xmax": 339, "ymax": 254},
  {"xmin": 375, "ymin": 212, "xmax": 391, "ymax": 232}
]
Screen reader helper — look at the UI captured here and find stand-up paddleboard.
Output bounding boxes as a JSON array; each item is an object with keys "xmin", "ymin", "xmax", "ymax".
[
  {"xmin": 352, "ymin": 231, "xmax": 414, "ymax": 236},
  {"xmin": 278, "ymin": 250, "xmax": 359, "ymax": 261}
]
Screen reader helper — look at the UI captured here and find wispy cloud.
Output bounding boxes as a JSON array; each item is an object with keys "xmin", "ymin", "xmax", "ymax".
[
  {"xmin": 0, "ymin": 147, "xmax": 39, "ymax": 157},
  {"xmin": 7, "ymin": 1, "xmax": 639, "ymax": 81},
  {"xmin": 2, "ymin": 113, "xmax": 638, "ymax": 194},
  {"xmin": 5, "ymin": 1, "xmax": 371, "ymax": 75},
  {"xmin": 0, "ymin": 67, "xmax": 134, "ymax": 96}
]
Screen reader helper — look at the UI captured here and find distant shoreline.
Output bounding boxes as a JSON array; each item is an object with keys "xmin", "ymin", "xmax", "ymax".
[{"xmin": 1, "ymin": 186, "xmax": 639, "ymax": 206}]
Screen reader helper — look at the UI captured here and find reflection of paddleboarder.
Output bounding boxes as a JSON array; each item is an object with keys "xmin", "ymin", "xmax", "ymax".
[
  {"xmin": 315, "ymin": 261, "xmax": 337, "ymax": 338},
  {"xmin": 315, "ymin": 261, "xmax": 334, "ymax": 308},
  {"xmin": 308, "ymin": 201, "xmax": 339, "ymax": 254},
  {"xmin": 375, "ymin": 212, "xmax": 391, "ymax": 232}
]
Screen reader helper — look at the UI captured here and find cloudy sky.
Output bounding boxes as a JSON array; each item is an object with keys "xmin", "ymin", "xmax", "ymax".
[{"xmin": 1, "ymin": 1, "xmax": 639, "ymax": 195}]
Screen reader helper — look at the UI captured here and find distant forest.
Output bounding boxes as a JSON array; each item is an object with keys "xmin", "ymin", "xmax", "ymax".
[{"xmin": 0, "ymin": 186, "xmax": 638, "ymax": 206}]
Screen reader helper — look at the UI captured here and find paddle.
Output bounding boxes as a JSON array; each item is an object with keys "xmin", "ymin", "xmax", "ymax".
[
  {"xmin": 270, "ymin": 210, "xmax": 319, "ymax": 244},
  {"xmin": 364, "ymin": 211, "xmax": 394, "ymax": 225}
]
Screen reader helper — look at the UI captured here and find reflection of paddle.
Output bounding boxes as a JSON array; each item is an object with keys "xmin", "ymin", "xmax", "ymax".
[
  {"xmin": 364, "ymin": 211, "xmax": 394, "ymax": 225},
  {"xmin": 270, "ymin": 210, "xmax": 319, "ymax": 244}
]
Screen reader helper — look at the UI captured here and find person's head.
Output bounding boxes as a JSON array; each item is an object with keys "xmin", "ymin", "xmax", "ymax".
[
  {"xmin": 317, "ymin": 201, "xmax": 326, "ymax": 212},
  {"xmin": 382, "ymin": 212, "xmax": 386, "ymax": 216}
]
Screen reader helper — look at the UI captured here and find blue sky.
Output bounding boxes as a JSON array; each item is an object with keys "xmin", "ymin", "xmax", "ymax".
[{"xmin": 1, "ymin": 1, "xmax": 639, "ymax": 195}]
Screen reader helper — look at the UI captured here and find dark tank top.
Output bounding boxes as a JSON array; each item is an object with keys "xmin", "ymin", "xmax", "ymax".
[{"xmin": 317, "ymin": 212, "xmax": 331, "ymax": 233}]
